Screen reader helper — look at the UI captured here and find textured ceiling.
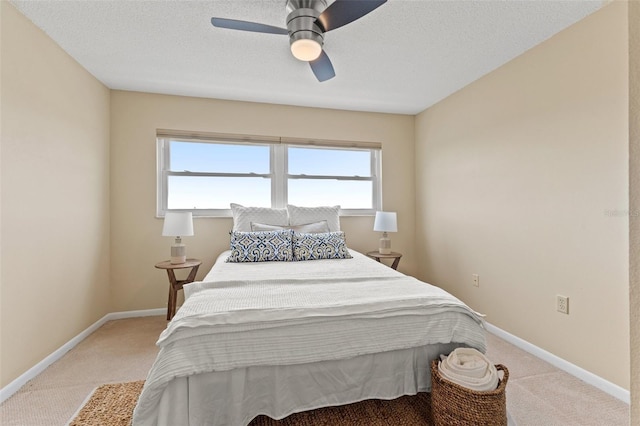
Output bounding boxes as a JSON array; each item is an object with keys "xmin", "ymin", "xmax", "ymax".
[{"xmin": 10, "ymin": 0, "xmax": 605, "ymax": 114}]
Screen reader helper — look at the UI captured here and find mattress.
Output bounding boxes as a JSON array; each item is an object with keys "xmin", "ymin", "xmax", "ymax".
[{"xmin": 202, "ymin": 248, "xmax": 403, "ymax": 282}]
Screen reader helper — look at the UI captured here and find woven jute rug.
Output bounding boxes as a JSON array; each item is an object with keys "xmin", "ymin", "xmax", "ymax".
[
  {"xmin": 249, "ymin": 394, "xmax": 432, "ymax": 425},
  {"xmin": 69, "ymin": 381, "xmax": 145, "ymax": 426},
  {"xmin": 69, "ymin": 380, "xmax": 433, "ymax": 425}
]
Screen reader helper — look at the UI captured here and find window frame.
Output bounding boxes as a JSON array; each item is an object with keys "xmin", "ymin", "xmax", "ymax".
[{"xmin": 156, "ymin": 131, "xmax": 382, "ymax": 217}]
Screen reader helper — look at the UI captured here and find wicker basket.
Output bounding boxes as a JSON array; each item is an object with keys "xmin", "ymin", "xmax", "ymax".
[{"xmin": 430, "ymin": 359, "xmax": 509, "ymax": 426}]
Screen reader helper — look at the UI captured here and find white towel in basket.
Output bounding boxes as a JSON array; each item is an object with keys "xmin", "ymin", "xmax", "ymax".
[{"xmin": 438, "ymin": 347, "xmax": 499, "ymax": 391}]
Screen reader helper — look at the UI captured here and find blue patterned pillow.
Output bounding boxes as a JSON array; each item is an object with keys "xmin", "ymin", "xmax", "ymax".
[
  {"xmin": 226, "ymin": 230, "xmax": 293, "ymax": 262},
  {"xmin": 293, "ymin": 231, "xmax": 352, "ymax": 261}
]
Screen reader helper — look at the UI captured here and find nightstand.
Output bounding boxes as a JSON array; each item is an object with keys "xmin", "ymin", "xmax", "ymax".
[
  {"xmin": 366, "ymin": 251, "xmax": 402, "ymax": 270},
  {"xmin": 155, "ymin": 258, "xmax": 201, "ymax": 320}
]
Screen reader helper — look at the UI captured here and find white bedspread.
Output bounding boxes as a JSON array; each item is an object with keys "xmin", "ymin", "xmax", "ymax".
[{"xmin": 133, "ymin": 251, "xmax": 486, "ymax": 425}]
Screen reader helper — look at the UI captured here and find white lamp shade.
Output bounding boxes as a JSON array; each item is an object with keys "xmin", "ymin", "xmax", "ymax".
[
  {"xmin": 162, "ymin": 212, "xmax": 194, "ymax": 237},
  {"xmin": 373, "ymin": 211, "xmax": 398, "ymax": 233}
]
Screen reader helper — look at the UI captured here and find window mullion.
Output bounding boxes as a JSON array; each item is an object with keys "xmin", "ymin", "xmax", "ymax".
[
  {"xmin": 272, "ymin": 144, "xmax": 286, "ymax": 208},
  {"xmin": 287, "ymin": 174, "xmax": 373, "ymax": 181},
  {"xmin": 283, "ymin": 146, "xmax": 288, "ymax": 207},
  {"xmin": 166, "ymin": 171, "xmax": 271, "ymax": 178}
]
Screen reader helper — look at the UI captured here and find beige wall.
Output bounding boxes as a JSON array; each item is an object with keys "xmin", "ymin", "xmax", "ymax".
[
  {"xmin": 415, "ymin": 2, "xmax": 630, "ymax": 389},
  {"xmin": 0, "ymin": 2, "xmax": 111, "ymax": 388},
  {"xmin": 629, "ymin": 0, "xmax": 639, "ymax": 422},
  {"xmin": 109, "ymin": 91, "xmax": 415, "ymax": 312}
]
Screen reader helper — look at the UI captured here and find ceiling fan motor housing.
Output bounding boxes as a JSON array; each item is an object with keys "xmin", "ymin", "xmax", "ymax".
[{"xmin": 286, "ymin": 0, "xmax": 327, "ymax": 54}]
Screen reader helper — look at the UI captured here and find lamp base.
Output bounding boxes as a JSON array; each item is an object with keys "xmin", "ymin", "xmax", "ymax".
[
  {"xmin": 379, "ymin": 235, "xmax": 391, "ymax": 255},
  {"xmin": 170, "ymin": 244, "xmax": 186, "ymax": 264}
]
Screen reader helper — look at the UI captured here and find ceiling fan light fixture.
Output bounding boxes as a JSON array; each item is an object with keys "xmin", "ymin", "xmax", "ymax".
[
  {"xmin": 290, "ymin": 38, "xmax": 322, "ymax": 61},
  {"xmin": 211, "ymin": 0, "xmax": 385, "ymax": 81}
]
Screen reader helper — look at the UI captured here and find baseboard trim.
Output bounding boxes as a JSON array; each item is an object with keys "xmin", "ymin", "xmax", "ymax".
[
  {"xmin": 0, "ymin": 308, "xmax": 165, "ymax": 404},
  {"xmin": 105, "ymin": 308, "xmax": 165, "ymax": 321},
  {"xmin": 1, "ymin": 311, "xmax": 630, "ymax": 405},
  {"xmin": 485, "ymin": 322, "xmax": 630, "ymax": 404}
]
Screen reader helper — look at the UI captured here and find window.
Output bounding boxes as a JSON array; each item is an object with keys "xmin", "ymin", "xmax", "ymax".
[{"xmin": 157, "ymin": 131, "xmax": 382, "ymax": 217}]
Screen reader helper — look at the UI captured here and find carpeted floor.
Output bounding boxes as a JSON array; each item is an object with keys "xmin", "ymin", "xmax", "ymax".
[{"xmin": 0, "ymin": 316, "xmax": 630, "ymax": 425}]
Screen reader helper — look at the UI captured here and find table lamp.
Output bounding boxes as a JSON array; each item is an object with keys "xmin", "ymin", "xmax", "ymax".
[
  {"xmin": 162, "ymin": 212, "xmax": 194, "ymax": 264},
  {"xmin": 373, "ymin": 211, "xmax": 397, "ymax": 255}
]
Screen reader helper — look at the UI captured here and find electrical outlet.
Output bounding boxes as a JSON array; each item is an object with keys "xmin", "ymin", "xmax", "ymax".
[
  {"xmin": 472, "ymin": 274, "xmax": 479, "ymax": 287},
  {"xmin": 557, "ymin": 295, "xmax": 569, "ymax": 314}
]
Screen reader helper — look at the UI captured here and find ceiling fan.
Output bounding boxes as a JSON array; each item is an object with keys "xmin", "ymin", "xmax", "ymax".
[{"xmin": 211, "ymin": 0, "xmax": 387, "ymax": 82}]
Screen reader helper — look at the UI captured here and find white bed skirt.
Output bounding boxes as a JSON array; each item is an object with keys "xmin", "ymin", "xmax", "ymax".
[{"xmin": 153, "ymin": 343, "xmax": 462, "ymax": 426}]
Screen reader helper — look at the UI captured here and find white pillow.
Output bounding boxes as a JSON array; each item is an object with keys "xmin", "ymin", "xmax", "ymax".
[
  {"xmin": 230, "ymin": 203, "xmax": 288, "ymax": 232},
  {"xmin": 251, "ymin": 220, "xmax": 330, "ymax": 233},
  {"xmin": 287, "ymin": 205, "xmax": 341, "ymax": 232}
]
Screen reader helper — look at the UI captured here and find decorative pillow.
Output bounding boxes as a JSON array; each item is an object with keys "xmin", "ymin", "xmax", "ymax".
[
  {"xmin": 230, "ymin": 203, "xmax": 288, "ymax": 232},
  {"xmin": 287, "ymin": 205, "xmax": 341, "ymax": 232},
  {"xmin": 292, "ymin": 231, "xmax": 352, "ymax": 261},
  {"xmin": 226, "ymin": 230, "xmax": 293, "ymax": 262},
  {"xmin": 251, "ymin": 220, "xmax": 330, "ymax": 234}
]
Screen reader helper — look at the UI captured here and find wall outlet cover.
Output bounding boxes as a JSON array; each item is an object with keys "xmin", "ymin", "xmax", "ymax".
[{"xmin": 557, "ymin": 295, "xmax": 569, "ymax": 314}]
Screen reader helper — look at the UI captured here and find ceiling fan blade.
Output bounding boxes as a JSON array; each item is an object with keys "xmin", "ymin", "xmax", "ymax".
[
  {"xmin": 309, "ymin": 50, "xmax": 335, "ymax": 82},
  {"xmin": 211, "ymin": 17, "xmax": 288, "ymax": 35},
  {"xmin": 316, "ymin": 0, "xmax": 387, "ymax": 32}
]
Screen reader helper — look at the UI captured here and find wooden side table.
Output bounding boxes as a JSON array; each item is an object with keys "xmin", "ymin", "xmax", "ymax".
[
  {"xmin": 155, "ymin": 258, "xmax": 202, "ymax": 320},
  {"xmin": 366, "ymin": 251, "xmax": 402, "ymax": 270}
]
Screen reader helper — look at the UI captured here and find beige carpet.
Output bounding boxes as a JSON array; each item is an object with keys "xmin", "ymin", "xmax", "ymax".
[{"xmin": 0, "ymin": 316, "xmax": 630, "ymax": 426}]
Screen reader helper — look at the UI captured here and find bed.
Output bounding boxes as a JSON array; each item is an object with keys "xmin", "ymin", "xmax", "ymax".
[{"xmin": 133, "ymin": 205, "xmax": 486, "ymax": 426}]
